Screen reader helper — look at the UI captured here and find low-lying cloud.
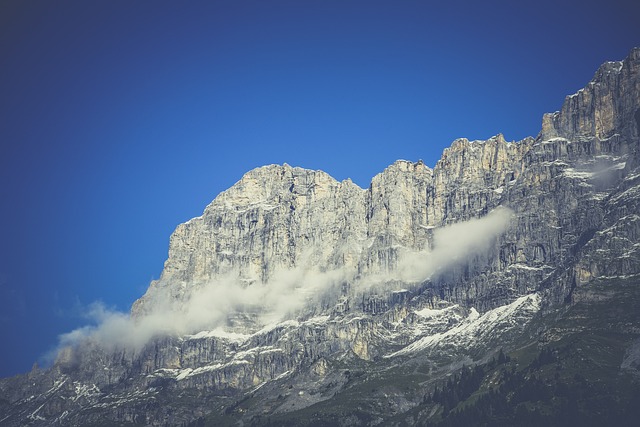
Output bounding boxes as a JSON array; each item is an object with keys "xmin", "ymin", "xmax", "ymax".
[
  {"xmin": 50, "ymin": 207, "xmax": 513, "ymax": 360},
  {"xmin": 396, "ymin": 206, "xmax": 513, "ymax": 283}
]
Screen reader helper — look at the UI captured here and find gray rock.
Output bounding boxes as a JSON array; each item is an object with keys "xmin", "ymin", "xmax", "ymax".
[{"xmin": 2, "ymin": 47, "xmax": 639, "ymax": 427}]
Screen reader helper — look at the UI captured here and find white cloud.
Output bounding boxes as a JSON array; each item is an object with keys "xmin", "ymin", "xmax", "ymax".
[
  {"xmin": 398, "ymin": 206, "xmax": 513, "ymax": 282},
  {"xmin": 50, "ymin": 207, "xmax": 513, "ymax": 359}
]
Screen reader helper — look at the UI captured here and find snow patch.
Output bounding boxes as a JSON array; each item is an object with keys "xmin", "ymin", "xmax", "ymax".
[
  {"xmin": 303, "ymin": 315, "xmax": 331, "ymax": 325},
  {"xmin": 28, "ymin": 403, "xmax": 46, "ymax": 421},
  {"xmin": 508, "ymin": 263, "xmax": 550, "ymax": 272},
  {"xmin": 611, "ymin": 162, "xmax": 627, "ymax": 171},
  {"xmin": 562, "ymin": 168, "xmax": 595, "ymax": 179},
  {"xmin": 542, "ymin": 137, "xmax": 569, "ymax": 144},
  {"xmin": 414, "ymin": 304, "xmax": 458, "ymax": 319},
  {"xmin": 388, "ymin": 294, "xmax": 540, "ymax": 358},
  {"xmin": 176, "ymin": 368, "xmax": 193, "ymax": 381},
  {"xmin": 71, "ymin": 382, "xmax": 101, "ymax": 402},
  {"xmin": 176, "ymin": 360, "xmax": 253, "ymax": 380},
  {"xmin": 419, "ymin": 224, "xmax": 436, "ymax": 230},
  {"xmin": 257, "ymin": 319, "xmax": 300, "ymax": 335},
  {"xmin": 186, "ymin": 328, "xmax": 250, "ymax": 343}
]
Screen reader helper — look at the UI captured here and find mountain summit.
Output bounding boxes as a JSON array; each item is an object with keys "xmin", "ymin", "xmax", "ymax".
[{"xmin": 1, "ymin": 48, "xmax": 640, "ymax": 426}]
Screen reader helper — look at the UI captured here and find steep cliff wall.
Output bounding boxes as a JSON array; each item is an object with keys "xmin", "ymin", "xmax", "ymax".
[
  {"xmin": 2, "ymin": 48, "xmax": 639, "ymax": 427},
  {"xmin": 117, "ymin": 45, "xmax": 640, "ymax": 385},
  {"xmin": 133, "ymin": 48, "xmax": 639, "ymax": 318}
]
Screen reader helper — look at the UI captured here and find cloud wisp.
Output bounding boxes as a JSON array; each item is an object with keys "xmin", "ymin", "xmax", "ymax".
[
  {"xmin": 397, "ymin": 206, "xmax": 513, "ymax": 282},
  {"xmin": 49, "ymin": 207, "xmax": 513, "ymax": 360}
]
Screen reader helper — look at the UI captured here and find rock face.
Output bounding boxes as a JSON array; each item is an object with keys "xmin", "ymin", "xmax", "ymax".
[
  {"xmin": 1, "ymin": 48, "xmax": 640, "ymax": 427},
  {"xmin": 541, "ymin": 48, "xmax": 640, "ymax": 142},
  {"xmin": 157, "ymin": 166, "xmax": 368, "ymax": 285}
]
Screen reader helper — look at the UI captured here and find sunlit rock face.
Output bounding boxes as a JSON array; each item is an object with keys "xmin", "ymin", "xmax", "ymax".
[
  {"xmin": 1, "ymin": 48, "xmax": 640, "ymax": 427},
  {"xmin": 136, "ymin": 46, "xmax": 640, "ymax": 318},
  {"xmin": 541, "ymin": 48, "xmax": 640, "ymax": 143},
  {"xmin": 159, "ymin": 165, "xmax": 368, "ymax": 285},
  {"xmin": 133, "ymin": 140, "xmax": 529, "ymax": 319}
]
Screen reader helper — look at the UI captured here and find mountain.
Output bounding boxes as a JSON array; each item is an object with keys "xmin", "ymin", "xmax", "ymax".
[{"xmin": 2, "ymin": 47, "xmax": 640, "ymax": 426}]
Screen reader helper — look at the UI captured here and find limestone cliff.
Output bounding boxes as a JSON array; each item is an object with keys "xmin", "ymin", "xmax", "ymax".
[
  {"xmin": 135, "ymin": 49, "xmax": 640, "ymax": 318},
  {"xmin": 1, "ymin": 48, "xmax": 639, "ymax": 427}
]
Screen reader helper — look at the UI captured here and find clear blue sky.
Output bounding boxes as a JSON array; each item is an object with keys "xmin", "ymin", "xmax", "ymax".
[{"xmin": 0, "ymin": 0, "xmax": 638, "ymax": 377}]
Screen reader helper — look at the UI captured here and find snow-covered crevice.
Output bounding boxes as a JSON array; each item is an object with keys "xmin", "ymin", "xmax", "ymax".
[{"xmin": 386, "ymin": 293, "xmax": 541, "ymax": 358}]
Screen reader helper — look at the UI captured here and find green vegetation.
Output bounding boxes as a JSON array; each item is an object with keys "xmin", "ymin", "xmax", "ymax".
[
  {"xmin": 424, "ymin": 347, "xmax": 640, "ymax": 426},
  {"xmin": 413, "ymin": 276, "xmax": 640, "ymax": 426}
]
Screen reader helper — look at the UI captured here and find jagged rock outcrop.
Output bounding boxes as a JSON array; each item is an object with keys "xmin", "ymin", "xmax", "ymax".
[
  {"xmin": 541, "ymin": 47, "xmax": 640, "ymax": 142},
  {"xmin": 1, "ymin": 48, "xmax": 639, "ymax": 427},
  {"xmin": 159, "ymin": 165, "xmax": 367, "ymax": 284},
  {"xmin": 135, "ymin": 49, "xmax": 640, "ymax": 319}
]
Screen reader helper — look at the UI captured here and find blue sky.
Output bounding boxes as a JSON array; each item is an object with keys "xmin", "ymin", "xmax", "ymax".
[{"xmin": 0, "ymin": 0, "xmax": 638, "ymax": 377}]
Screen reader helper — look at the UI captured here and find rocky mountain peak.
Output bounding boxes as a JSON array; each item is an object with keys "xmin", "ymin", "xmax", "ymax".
[
  {"xmin": 207, "ymin": 163, "xmax": 343, "ymax": 211},
  {"xmin": 540, "ymin": 47, "xmax": 640, "ymax": 142},
  {"xmin": 2, "ymin": 49, "xmax": 640, "ymax": 427},
  {"xmin": 371, "ymin": 159, "xmax": 432, "ymax": 186}
]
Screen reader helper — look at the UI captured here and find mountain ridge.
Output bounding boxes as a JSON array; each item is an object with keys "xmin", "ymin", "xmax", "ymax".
[{"xmin": 1, "ymin": 47, "xmax": 639, "ymax": 426}]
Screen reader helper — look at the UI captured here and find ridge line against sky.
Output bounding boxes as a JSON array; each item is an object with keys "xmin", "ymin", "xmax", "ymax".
[{"xmin": 0, "ymin": 0, "xmax": 639, "ymax": 377}]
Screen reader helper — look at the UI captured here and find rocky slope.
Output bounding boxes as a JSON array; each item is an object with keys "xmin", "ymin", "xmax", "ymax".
[{"xmin": 1, "ymin": 47, "xmax": 639, "ymax": 426}]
